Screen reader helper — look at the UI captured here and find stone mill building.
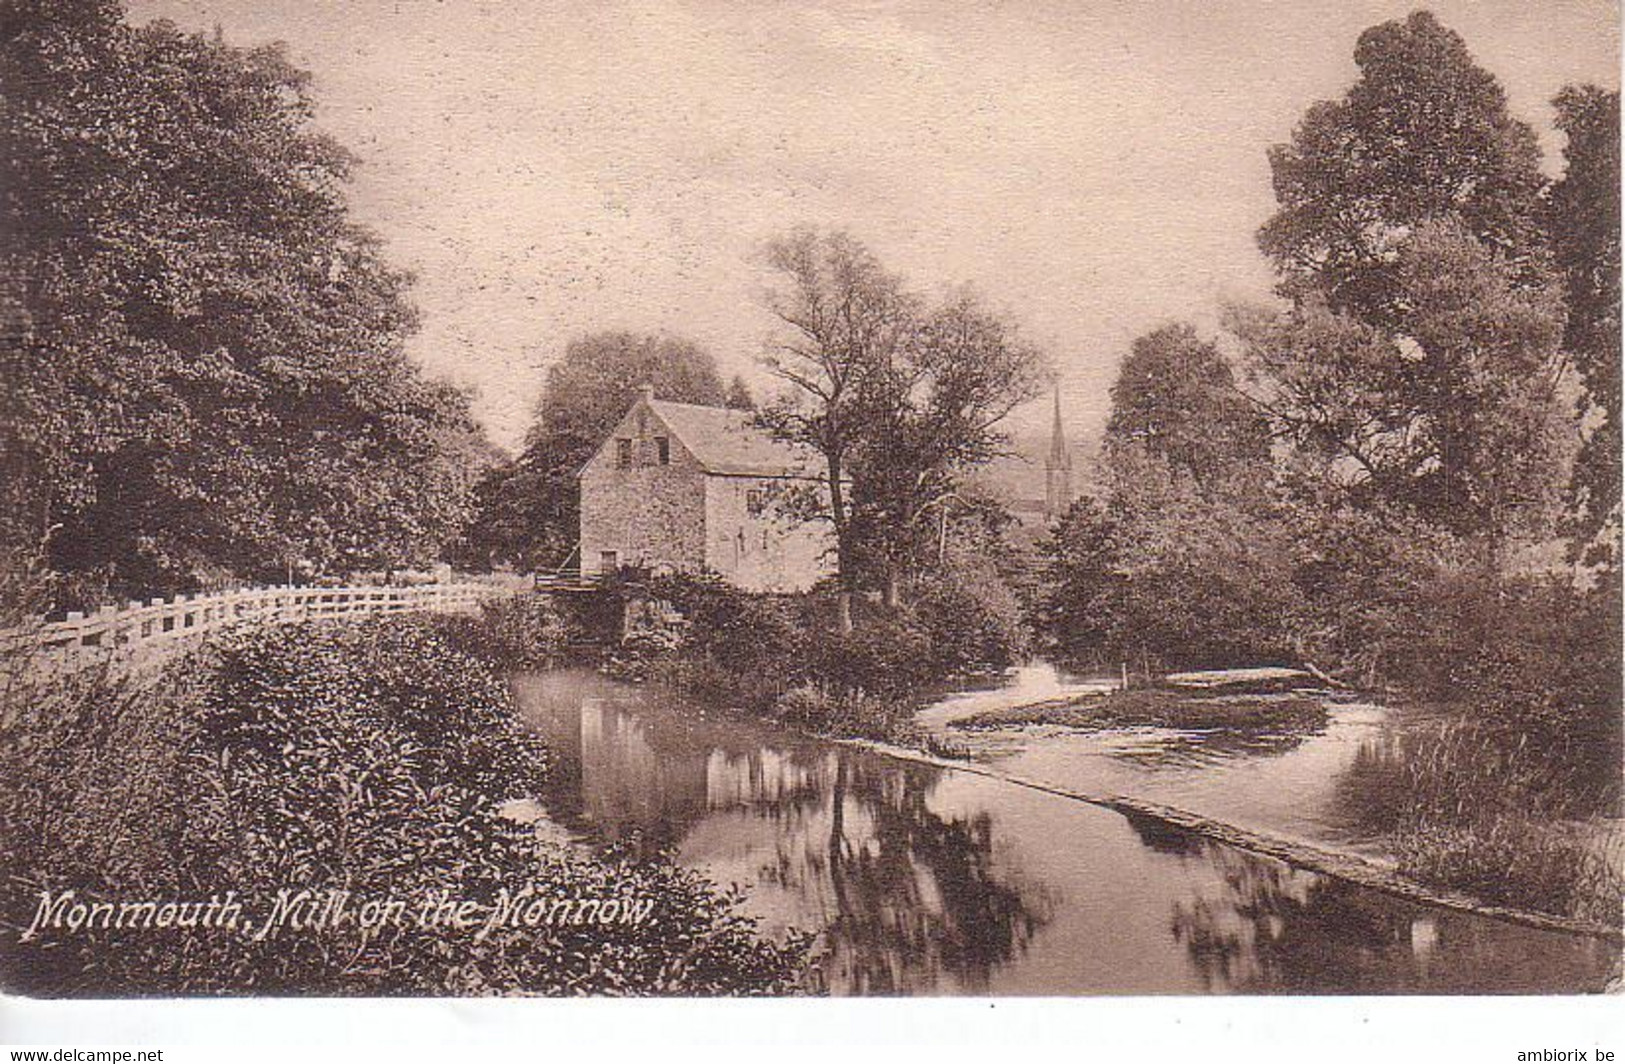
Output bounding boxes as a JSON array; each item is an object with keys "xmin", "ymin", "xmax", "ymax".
[{"xmin": 577, "ymin": 386, "xmax": 834, "ymax": 592}]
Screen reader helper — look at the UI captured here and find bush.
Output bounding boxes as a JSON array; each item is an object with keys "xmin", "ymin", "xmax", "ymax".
[
  {"xmin": 0, "ymin": 618, "xmax": 812, "ymax": 995},
  {"xmin": 910, "ymin": 558, "xmax": 1028, "ymax": 676},
  {"xmin": 456, "ymin": 593, "xmax": 575, "ymax": 669},
  {"xmin": 803, "ymin": 603, "xmax": 935, "ymax": 699},
  {"xmin": 772, "ymin": 682, "xmax": 912, "ymax": 740}
]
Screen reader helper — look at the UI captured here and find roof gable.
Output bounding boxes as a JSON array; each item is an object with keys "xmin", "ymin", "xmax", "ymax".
[
  {"xmin": 579, "ymin": 395, "xmax": 822, "ymax": 480},
  {"xmin": 647, "ymin": 399, "xmax": 820, "ymax": 478}
]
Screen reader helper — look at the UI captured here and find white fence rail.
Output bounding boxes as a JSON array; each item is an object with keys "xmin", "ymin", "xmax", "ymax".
[{"xmin": 3, "ymin": 581, "xmax": 518, "ymax": 672}]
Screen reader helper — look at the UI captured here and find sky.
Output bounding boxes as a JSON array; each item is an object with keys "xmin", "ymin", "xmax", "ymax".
[{"xmin": 126, "ymin": 0, "xmax": 1621, "ymax": 453}]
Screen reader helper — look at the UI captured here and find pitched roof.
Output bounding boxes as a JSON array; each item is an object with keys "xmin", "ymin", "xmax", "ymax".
[{"xmin": 648, "ymin": 399, "xmax": 821, "ymax": 478}]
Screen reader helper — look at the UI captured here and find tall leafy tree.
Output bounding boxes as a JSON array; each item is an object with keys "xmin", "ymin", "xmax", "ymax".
[
  {"xmin": 1547, "ymin": 85, "xmax": 1622, "ymax": 568},
  {"xmin": 1103, "ymin": 323, "xmax": 1270, "ymax": 494},
  {"xmin": 1235, "ymin": 221, "xmax": 1570, "ymax": 543},
  {"xmin": 457, "ymin": 332, "xmax": 725, "ymax": 571},
  {"xmin": 757, "ymin": 230, "xmax": 1042, "ymax": 626},
  {"xmin": 1242, "ymin": 12, "xmax": 1570, "ymax": 551},
  {"xmin": 2, "ymin": 1, "xmax": 481, "ymax": 602},
  {"xmin": 1258, "ymin": 10, "xmax": 1550, "ymax": 327},
  {"xmin": 849, "ymin": 291, "xmax": 1045, "ymax": 604},
  {"xmin": 757, "ymin": 229, "xmax": 915, "ymax": 631}
]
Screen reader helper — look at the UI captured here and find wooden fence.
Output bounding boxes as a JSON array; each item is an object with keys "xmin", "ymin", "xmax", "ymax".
[{"xmin": 2, "ymin": 581, "xmax": 519, "ymax": 673}]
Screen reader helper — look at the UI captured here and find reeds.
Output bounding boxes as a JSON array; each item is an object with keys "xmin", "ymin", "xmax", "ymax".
[{"xmin": 1344, "ymin": 718, "xmax": 1623, "ymax": 926}]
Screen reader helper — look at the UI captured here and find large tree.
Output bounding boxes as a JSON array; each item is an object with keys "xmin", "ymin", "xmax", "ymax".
[
  {"xmin": 848, "ymin": 291, "xmax": 1046, "ymax": 605},
  {"xmin": 756, "ymin": 230, "xmax": 915, "ymax": 630},
  {"xmin": 1103, "ymin": 323, "xmax": 1270, "ymax": 494},
  {"xmin": 757, "ymin": 230, "xmax": 1043, "ymax": 627},
  {"xmin": 2, "ymin": 1, "xmax": 481, "ymax": 602},
  {"xmin": 1547, "ymin": 85, "xmax": 1622, "ymax": 569},
  {"xmin": 456, "ymin": 331, "xmax": 726, "ymax": 572},
  {"xmin": 1241, "ymin": 12, "xmax": 1571, "ymax": 553},
  {"xmin": 1258, "ymin": 10, "xmax": 1550, "ymax": 327},
  {"xmin": 1234, "ymin": 221, "xmax": 1570, "ymax": 544}
]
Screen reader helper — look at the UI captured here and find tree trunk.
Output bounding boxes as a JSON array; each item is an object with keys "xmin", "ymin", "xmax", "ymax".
[
  {"xmin": 882, "ymin": 565, "xmax": 900, "ymax": 609},
  {"xmin": 828, "ymin": 452, "xmax": 855, "ymax": 634}
]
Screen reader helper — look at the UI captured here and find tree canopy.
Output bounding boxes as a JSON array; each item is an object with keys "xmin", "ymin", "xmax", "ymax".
[
  {"xmin": 1242, "ymin": 12, "xmax": 1572, "ymax": 550},
  {"xmin": 1547, "ymin": 85, "xmax": 1622, "ymax": 567},
  {"xmin": 1103, "ymin": 323, "xmax": 1270, "ymax": 494},
  {"xmin": 2, "ymin": 1, "xmax": 481, "ymax": 602},
  {"xmin": 757, "ymin": 229, "xmax": 1045, "ymax": 623},
  {"xmin": 1258, "ymin": 10, "xmax": 1550, "ymax": 327}
]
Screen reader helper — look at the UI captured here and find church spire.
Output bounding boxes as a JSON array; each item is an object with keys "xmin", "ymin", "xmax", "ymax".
[
  {"xmin": 1045, "ymin": 381, "xmax": 1073, "ymax": 520},
  {"xmin": 1046, "ymin": 382, "xmax": 1071, "ymax": 472}
]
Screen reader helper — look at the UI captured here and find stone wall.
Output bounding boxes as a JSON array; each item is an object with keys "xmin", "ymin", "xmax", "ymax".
[
  {"xmin": 703, "ymin": 475, "xmax": 833, "ymax": 592},
  {"xmin": 579, "ymin": 407, "xmax": 708, "ymax": 577}
]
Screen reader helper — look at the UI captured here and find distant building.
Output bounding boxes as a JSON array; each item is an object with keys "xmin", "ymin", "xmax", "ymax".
[
  {"xmin": 577, "ymin": 386, "xmax": 834, "ymax": 592},
  {"xmin": 1044, "ymin": 384, "xmax": 1075, "ymax": 521}
]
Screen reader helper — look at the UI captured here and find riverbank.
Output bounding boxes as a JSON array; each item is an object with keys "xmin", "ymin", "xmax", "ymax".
[{"xmin": 0, "ymin": 611, "xmax": 814, "ymax": 996}]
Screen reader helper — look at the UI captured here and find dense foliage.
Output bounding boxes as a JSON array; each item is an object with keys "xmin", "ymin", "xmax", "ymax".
[
  {"xmin": 757, "ymin": 230, "xmax": 1047, "ymax": 627},
  {"xmin": 608, "ymin": 568, "xmax": 1023, "ymax": 740},
  {"xmin": 1548, "ymin": 86, "xmax": 1623, "ymax": 567},
  {"xmin": 0, "ymin": 617, "xmax": 811, "ymax": 995},
  {"xmin": 2, "ymin": 2, "xmax": 484, "ymax": 606},
  {"xmin": 1035, "ymin": 11, "xmax": 1620, "ymax": 916}
]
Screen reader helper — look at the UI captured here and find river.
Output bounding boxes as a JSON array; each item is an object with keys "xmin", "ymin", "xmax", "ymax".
[
  {"xmin": 915, "ymin": 662, "xmax": 1395, "ymax": 855},
  {"xmin": 510, "ymin": 668, "xmax": 1619, "ymax": 995}
]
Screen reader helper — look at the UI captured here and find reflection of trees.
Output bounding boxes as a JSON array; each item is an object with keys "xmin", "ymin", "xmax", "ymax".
[
  {"xmin": 518, "ymin": 673, "xmax": 1052, "ymax": 994},
  {"xmin": 1172, "ymin": 842, "xmax": 1427, "ymax": 992},
  {"xmin": 1122, "ymin": 810, "xmax": 1207, "ymax": 857},
  {"xmin": 811, "ymin": 754, "xmax": 1052, "ymax": 994},
  {"xmin": 1167, "ymin": 843, "xmax": 1616, "ymax": 993}
]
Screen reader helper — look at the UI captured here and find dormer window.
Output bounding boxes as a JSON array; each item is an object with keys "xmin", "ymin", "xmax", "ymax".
[
  {"xmin": 655, "ymin": 437, "xmax": 670, "ymax": 465},
  {"xmin": 616, "ymin": 439, "xmax": 633, "ymax": 469}
]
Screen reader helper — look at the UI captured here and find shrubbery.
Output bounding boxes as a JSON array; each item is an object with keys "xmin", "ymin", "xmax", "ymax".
[
  {"xmin": 0, "ymin": 617, "xmax": 811, "ymax": 995},
  {"xmin": 451, "ymin": 592, "xmax": 575, "ymax": 669},
  {"xmin": 606, "ymin": 566, "xmax": 1028, "ymax": 739},
  {"xmin": 909, "ymin": 554, "xmax": 1028, "ymax": 677}
]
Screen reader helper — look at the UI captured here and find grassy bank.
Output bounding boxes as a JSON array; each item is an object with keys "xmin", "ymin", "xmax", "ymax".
[
  {"xmin": 0, "ymin": 611, "xmax": 812, "ymax": 995},
  {"xmin": 951, "ymin": 686, "xmax": 1329, "ymax": 733},
  {"xmin": 1339, "ymin": 716, "xmax": 1623, "ymax": 927}
]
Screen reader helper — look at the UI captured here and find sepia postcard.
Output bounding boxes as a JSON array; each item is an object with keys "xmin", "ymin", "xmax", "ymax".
[{"xmin": 1, "ymin": 0, "xmax": 1621, "ymax": 1051}]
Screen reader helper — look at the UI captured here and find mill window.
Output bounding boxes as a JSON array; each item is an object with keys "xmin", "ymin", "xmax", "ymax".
[
  {"xmin": 746, "ymin": 489, "xmax": 766, "ymax": 516},
  {"xmin": 655, "ymin": 437, "xmax": 670, "ymax": 465},
  {"xmin": 616, "ymin": 439, "xmax": 632, "ymax": 469}
]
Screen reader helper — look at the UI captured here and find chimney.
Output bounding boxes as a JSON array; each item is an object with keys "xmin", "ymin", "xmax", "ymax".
[{"xmin": 639, "ymin": 383, "xmax": 656, "ymax": 402}]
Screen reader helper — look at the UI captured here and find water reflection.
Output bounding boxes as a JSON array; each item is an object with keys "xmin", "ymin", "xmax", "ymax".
[
  {"xmin": 510, "ymin": 670, "xmax": 1618, "ymax": 996},
  {"xmin": 518, "ymin": 672, "xmax": 1051, "ymax": 993},
  {"xmin": 1169, "ymin": 841, "xmax": 1616, "ymax": 994},
  {"xmin": 1097, "ymin": 723, "xmax": 1320, "ymax": 767}
]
